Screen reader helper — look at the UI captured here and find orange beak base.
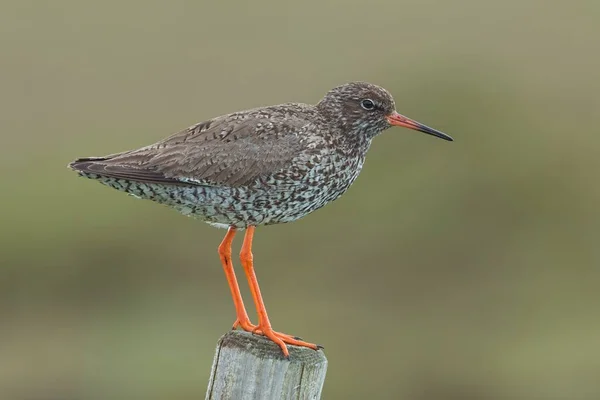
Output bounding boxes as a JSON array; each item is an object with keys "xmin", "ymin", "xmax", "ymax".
[{"xmin": 386, "ymin": 112, "xmax": 453, "ymax": 141}]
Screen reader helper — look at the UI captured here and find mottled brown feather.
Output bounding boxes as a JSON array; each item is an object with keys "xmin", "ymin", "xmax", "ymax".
[{"xmin": 70, "ymin": 104, "xmax": 318, "ymax": 187}]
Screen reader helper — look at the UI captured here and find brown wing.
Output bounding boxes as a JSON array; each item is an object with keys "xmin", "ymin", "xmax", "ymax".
[{"xmin": 70, "ymin": 110, "xmax": 312, "ymax": 187}]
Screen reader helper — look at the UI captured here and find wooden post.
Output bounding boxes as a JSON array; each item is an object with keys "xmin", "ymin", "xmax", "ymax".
[{"xmin": 205, "ymin": 331, "xmax": 328, "ymax": 400}]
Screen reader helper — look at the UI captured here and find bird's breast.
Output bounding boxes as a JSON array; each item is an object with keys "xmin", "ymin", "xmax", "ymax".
[
  {"xmin": 263, "ymin": 149, "xmax": 366, "ymax": 215},
  {"xmin": 193, "ymin": 144, "xmax": 370, "ymax": 227}
]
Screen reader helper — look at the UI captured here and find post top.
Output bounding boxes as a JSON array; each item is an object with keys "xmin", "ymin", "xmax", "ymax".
[{"xmin": 219, "ymin": 331, "xmax": 328, "ymax": 364}]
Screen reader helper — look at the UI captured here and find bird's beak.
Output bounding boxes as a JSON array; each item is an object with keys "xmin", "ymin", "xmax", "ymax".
[{"xmin": 386, "ymin": 112, "xmax": 453, "ymax": 141}]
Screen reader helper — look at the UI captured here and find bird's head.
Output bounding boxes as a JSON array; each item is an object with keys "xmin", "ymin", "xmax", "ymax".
[{"xmin": 317, "ymin": 81, "xmax": 453, "ymax": 141}]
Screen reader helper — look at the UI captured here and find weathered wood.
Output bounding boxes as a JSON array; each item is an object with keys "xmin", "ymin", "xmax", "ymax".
[{"xmin": 205, "ymin": 331, "xmax": 328, "ymax": 400}]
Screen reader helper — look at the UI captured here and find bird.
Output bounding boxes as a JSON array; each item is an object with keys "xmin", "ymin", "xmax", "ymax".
[{"xmin": 68, "ymin": 81, "xmax": 453, "ymax": 358}]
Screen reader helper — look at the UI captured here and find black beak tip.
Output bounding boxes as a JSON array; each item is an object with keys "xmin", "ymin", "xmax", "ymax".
[
  {"xmin": 417, "ymin": 123, "xmax": 453, "ymax": 142},
  {"xmin": 429, "ymin": 131, "xmax": 454, "ymax": 142}
]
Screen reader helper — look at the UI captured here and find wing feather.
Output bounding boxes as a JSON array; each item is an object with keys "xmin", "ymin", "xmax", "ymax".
[{"xmin": 70, "ymin": 108, "xmax": 316, "ymax": 188}]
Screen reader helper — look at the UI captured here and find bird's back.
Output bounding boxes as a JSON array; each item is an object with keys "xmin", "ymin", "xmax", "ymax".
[{"xmin": 71, "ymin": 103, "xmax": 320, "ymax": 186}]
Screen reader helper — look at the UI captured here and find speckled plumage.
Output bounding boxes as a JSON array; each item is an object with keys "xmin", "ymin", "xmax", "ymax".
[{"xmin": 69, "ymin": 82, "xmax": 451, "ymax": 228}]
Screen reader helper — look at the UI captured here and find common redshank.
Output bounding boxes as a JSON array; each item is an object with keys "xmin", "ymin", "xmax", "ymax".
[{"xmin": 69, "ymin": 82, "xmax": 452, "ymax": 358}]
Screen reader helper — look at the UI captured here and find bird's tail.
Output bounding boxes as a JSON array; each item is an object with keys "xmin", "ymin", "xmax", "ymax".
[
  {"xmin": 67, "ymin": 156, "xmax": 114, "ymax": 179},
  {"xmin": 68, "ymin": 154, "xmax": 184, "ymax": 186}
]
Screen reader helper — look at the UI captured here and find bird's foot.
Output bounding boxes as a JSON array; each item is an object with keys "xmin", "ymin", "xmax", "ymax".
[
  {"xmin": 256, "ymin": 326, "xmax": 322, "ymax": 358},
  {"xmin": 232, "ymin": 319, "xmax": 321, "ymax": 358},
  {"xmin": 232, "ymin": 318, "xmax": 302, "ymax": 341},
  {"xmin": 232, "ymin": 318, "xmax": 256, "ymax": 331}
]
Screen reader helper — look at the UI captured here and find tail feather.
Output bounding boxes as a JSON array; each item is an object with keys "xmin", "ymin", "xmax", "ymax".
[
  {"xmin": 67, "ymin": 156, "xmax": 188, "ymax": 186},
  {"xmin": 68, "ymin": 156, "xmax": 112, "ymax": 173}
]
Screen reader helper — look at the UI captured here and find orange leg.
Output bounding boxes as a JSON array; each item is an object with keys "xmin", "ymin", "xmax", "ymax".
[
  {"xmin": 218, "ymin": 227, "xmax": 254, "ymax": 331},
  {"xmin": 219, "ymin": 227, "xmax": 307, "ymax": 342},
  {"xmin": 239, "ymin": 226, "xmax": 321, "ymax": 358}
]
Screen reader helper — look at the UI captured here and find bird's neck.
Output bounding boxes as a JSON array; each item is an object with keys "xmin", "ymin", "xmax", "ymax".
[
  {"xmin": 331, "ymin": 128, "xmax": 373, "ymax": 159},
  {"xmin": 316, "ymin": 108, "xmax": 373, "ymax": 157}
]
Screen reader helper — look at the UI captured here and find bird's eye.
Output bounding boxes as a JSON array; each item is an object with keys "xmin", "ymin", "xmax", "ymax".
[{"xmin": 361, "ymin": 99, "xmax": 375, "ymax": 110}]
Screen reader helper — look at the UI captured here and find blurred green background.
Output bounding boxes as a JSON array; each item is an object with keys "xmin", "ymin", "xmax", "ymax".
[{"xmin": 1, "ymin": 1, "xmax": 599, "ymax": 399}]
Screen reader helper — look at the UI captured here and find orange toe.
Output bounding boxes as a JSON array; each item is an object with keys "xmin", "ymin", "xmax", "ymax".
[
  {"xmin": 234, "ymin": 320, "xmax": 320, "ymax": 357},
  {"xmin": 258, "ymin": 326, "xmax": 321, "ymax": 358},
  {"xmin": 232, "ymin": 318, "xmax": 257, "ymax": 331}
]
